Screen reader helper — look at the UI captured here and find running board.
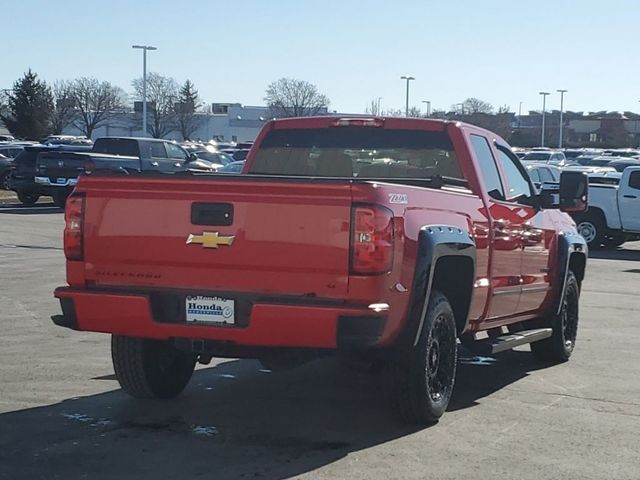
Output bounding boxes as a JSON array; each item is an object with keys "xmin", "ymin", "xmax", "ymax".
[{"xmin": 469, "ymin": 328, "xmax": 553, "ymax": 355}]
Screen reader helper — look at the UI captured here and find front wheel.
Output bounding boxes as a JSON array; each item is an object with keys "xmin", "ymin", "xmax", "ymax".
[
  {"xmin": 52, "ymin": 191, "xmax": 69, "ymax": 208},
  {"xmin": 111, "ymin": 335, "xmax": 197, "ymax": 399},
  {"xmin": 386, "ymin": 291, "xmax": 458, "ymax": 424},
  {"xmin": 531, "ymin": 271, "xmax": 580, "ymax": 363},
  {"xmin": 0, "ymin": 171, "xmax": 11, "ymax": 190},
  {"xmin": 575, "ymin": 212, "xmax": 605, "ymax": 248}
]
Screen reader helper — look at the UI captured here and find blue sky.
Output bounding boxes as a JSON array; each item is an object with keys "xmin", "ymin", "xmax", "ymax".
[{"xmin": 3, "ymin": 0, "xmax": 639, "ymax": 115}]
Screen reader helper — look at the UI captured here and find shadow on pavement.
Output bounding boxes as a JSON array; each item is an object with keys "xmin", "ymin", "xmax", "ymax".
[
  {"xmin": 0, "ymin": 351, "xmax": 549, "ymax": 479},
  {"xmin": 588, "ymin": 247, "xmax": 640, "ymax": 262},
  {"xmin": 0, "ymin": 202, "xmax": 61, "ymax": 214}
]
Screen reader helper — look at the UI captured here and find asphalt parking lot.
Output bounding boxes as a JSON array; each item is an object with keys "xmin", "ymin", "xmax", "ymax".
[{"xmin": 0, "ymin": 203, "xmax": 639, "ymax": 480}]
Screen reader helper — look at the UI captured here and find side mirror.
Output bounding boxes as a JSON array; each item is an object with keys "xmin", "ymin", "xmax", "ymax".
[
  {"xmin": 559, "ymin": 171, "xmax": 588, "ymax": 212},
  {"xmin": 188, "ymin": 153, "xmax": 198, "ymax": 162}
]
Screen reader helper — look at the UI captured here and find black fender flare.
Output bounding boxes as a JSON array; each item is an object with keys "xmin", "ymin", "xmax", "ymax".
[
  {"xmin": 554, "ymin": 231, "xmax": 588, "ymax": 316},
  {"xmin": 402, "ymin": 225, "xmax": 476, "ymax": 347}
]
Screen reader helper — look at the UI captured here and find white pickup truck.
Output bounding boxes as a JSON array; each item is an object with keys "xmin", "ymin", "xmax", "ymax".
[{"xmin": 572, "ymin": 166, "xmax": 640, "ymax": 247}]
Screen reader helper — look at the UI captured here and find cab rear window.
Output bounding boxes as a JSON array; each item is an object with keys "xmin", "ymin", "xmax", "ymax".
[{"xmin": 249, "ymin": 128, "xmax": 464, "ymax": 181}]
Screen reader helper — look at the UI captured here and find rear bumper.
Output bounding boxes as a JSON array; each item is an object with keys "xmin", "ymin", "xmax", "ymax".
[{"xmin": 53, "ymin": 287, "xmax": 387, "ymax": 350}]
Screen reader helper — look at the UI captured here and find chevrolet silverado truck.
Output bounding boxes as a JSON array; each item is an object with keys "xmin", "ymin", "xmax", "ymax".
[
  {"xmin": 35, "ymin": 137, "xmax": 214, "ymax": 207},
  {"xmin": 572, "ymin": 166, "xmax": 640, "ymax": 248},
  {"xmin": 52, "ymin": 117, "xmax": 589, "ymax": 424}
]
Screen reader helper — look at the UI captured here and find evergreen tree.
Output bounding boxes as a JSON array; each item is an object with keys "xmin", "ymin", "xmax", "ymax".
[
  {"xmin": 1, "ymin": 70, "xmax": 53, "ymax": 139},
  {"xmin": 175, "ymin": 80, "xmax": 202, "ymax": 140}
]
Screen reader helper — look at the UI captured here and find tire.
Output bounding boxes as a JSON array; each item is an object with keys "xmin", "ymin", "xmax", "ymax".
[
  {"xmin": 52, "ymin": 191, "xmax": 69, "ymax": 209},
  {"xmin": 575, "ymin": 211, "xmax": 605, "ymax": 248},
  {"xmin": 386, "ymin": 291, "xmax": 458, "ymax": 424},
  {"xmin": 111, "ymin": 335, "xmax": 197, "ymax": 399},
  {"xmin": 531, "ymin": 271, "xmax": 579, "ymax": 363},
  {"xmin": 0, "ymin": 171, "xmax": 10, "ymax": 190},
  {"xmin": 16, "ymin": 191, "xmax": 40, "ymax": 206}
]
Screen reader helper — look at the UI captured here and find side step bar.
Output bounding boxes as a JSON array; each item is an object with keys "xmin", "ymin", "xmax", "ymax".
[{"xmin": 469, "ymin": 328, "xmax": 553, "ymax": 355}]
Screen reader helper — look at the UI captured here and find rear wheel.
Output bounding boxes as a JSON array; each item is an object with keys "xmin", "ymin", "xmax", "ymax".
[
  {"xmin": 111, "ymin": 335, "xmax": 197, "ymax": 399},
  {"xmin": 16, "ymin": 191, "xmax": 40, "ymax": 206},
  {"xmin": 531, "ymin": 271, "xmax": 579, "ymax": 363},
  {"xmin": 386, "ymin": 291, "xmax": 457, "ymax": 424}
]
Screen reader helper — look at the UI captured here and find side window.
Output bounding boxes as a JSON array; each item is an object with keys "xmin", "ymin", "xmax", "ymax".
[
  {"xmin": 470, "ymin": 135, "xmax": 505, "ymax": 201},
  {"xmin": 629, "ymin": 171, "xmax": 640, "ymax": 190},
  {"xmin": 150, "ymin": 142, "xmax": 167, "ymax": 158},
  {"xmin": 495, "ymin": 146, "xmax": 534, "ymax": 203},
  {"xmin": 538, "ymin": 168, "xmax": 554, "ymax": 183},
  {"xmin": 166, "ymin": 143, "xmax": 188, "ymax": 160},
  {"xmin": 528, "ymin": 168, "xmax": 541, "ymax": 183}
]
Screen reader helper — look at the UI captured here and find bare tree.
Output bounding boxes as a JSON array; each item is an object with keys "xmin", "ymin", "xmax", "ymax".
[
  {"xmin": 69, "ymin": 77, "xmax": 127, "ymax": 139},
  {"xmin": 50, "ymin": 80, "xmax": 76, "ymax": 135},
  {"xmin": 407, "ymin": 106, "xmax": 422, "ymax": 118},
  {"xmin": 365, "ymin": 98, "xmax": 381, "ymax": 116},
  {"xmin": 132, "ymin": 73, "xmax": 178, "ymax": 138},
  {"xmin": 497, "ymin": 104, "xmax": 511, "ymax": 114},
  {"xmin": 175, "ymin": 79, "xmax": 203, "ymax": 141},
  {"xmin": 264, "ymin": 78, "xmax": 329, "ymax": 118},
  {"xmin": 461, "ymin": 97, "xmax": 494, "ymax": 114}
]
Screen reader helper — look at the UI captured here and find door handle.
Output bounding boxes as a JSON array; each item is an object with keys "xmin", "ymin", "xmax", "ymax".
[
  {"xmin": 151, "ymin": 161, "xmax": 159, "ymax": 167},
  {"xmin": 174, "ymin": 162, "xmax": 182, "ymax": 168},
  {"xmin": 623, "ymin": 194, "xmax": 637, "ymax": 199}
]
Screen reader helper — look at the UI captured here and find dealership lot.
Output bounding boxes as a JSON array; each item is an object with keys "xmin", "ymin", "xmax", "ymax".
[{"xmin": 0, "ymin": 205, "xmax": 639, "ymax": 480}]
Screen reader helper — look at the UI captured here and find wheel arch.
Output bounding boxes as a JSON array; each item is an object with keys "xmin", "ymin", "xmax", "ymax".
[
  {"xmin": 555, "ymin": 232, "xmax": 588, "ymax": 315},
  {"xmin": 403, "ymin": 225, "xmax": 476, "ymax": 347}
]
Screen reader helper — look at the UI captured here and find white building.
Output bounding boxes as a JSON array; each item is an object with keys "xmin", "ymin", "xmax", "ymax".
[{"xmin": 63, "ymin": 103, "xmax": 274, "ymax": 142}]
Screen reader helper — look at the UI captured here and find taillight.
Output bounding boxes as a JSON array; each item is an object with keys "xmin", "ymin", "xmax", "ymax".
[
  {"xmin": 64, "ymin": 195, "xmax": 85, "ymax": 261},
  {"xmin": 350, "ymin": 205, "xmax": 394, "ymax": 275},
  {"xmin": 331, "ymin": 118, "xmax": 384, "ymax": 128}
]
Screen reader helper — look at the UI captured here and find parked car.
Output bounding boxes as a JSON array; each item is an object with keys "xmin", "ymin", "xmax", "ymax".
[
  {"xmin": 607, "ymin": 158, "xmax": 640, "ymax": 172},
  {"xmin": 521, "ymin": 150, "xmax": 568, "ymax": 166},
  {"xmin": 42, "ymin": 135, "xmax": 93, "ymax": 146},
  {"xmin": 193, "ymin": 150, "xmax": 234, "ymax": 169},
  {"xmin": 0, "ymin": 135, "xmax": 15, "ymax": 142},
  {"xmin": 53, "ymin": 116, "xmax": 588, "ymax": 424},
  {"xmin": 525, "ymin": 163, "xmax": 560, "ymax": 190},
  {"xmin": 8, "ymin": 144, "xmax": 92, "ymax": 205},
  {"xmin": 0, "ymin": 153, "xmax": 13, "ymax": 190},
  {"xmin": 231, "ymin": 149, "xmax": 250, "ymax": 161},
  {"xmin": 36, "ymin": 137, "xmax": 215, "ymax": 207},
  {"xmin": 572, "ymin": 166, "xmax": 640, "ymax": 248},
  {"xmin": 218, "ymin": 160, "xmax": 245, "ymax": 173}
]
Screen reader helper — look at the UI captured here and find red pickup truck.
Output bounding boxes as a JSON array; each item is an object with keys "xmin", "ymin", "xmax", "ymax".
[{"xmin": 52, "ymin": 117, "xmax": 588, "ymax": 424}]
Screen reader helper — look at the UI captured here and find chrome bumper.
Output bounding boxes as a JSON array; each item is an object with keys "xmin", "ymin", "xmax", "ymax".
[{"xmin": 34, "ymin": 176, "xmax": 78, "ymax": 187}]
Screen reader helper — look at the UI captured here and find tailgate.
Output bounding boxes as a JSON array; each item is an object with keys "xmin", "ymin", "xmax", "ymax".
[
  {"xmin": 38, "ymin": 152, "xmax": 88, "ymax": 178},
  {"xmin": 80, "ymin": 176, "xmax": 353, "ymax": 297}
]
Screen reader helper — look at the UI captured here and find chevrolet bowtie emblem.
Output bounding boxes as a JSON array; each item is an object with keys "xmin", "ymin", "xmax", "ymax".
[{"xmin": 186, "ymin": 232, "xmax": 235, "ymax": 248}]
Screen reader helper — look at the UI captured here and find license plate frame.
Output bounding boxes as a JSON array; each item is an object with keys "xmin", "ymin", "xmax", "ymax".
[{"xmin": 185, "ymin": 295, "xmax": 235, "ymax": 325}]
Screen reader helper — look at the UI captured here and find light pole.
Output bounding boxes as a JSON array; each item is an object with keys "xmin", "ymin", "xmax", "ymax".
[
  {"xmin": 400, "ymin": 76, "xmax": 415, "ymax": 116},
  {"xmin": 132, "ymin": 45, "xmax": 157, "ymax": 137},
  {"xmin": 539, "ymin": 91, "xmax": 550, "ymax": 147},
  {"xmin": 377, "ymin": 96, "xmax": 382, "ymax": 115},
  {"xmin": 557, "ymin": 89, "xmax": 567, "ymax": 148},
  {"xmin": 422, "ymin": 100, "xmax": 431, "ymax": 117},
  {"xmin": 518, "ymin": 101, "xmax": 523, "ymax": 129}
]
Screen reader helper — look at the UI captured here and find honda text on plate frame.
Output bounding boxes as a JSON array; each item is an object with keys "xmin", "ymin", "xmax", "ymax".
[{"xmin": 185, "ymin": 295, "xmax": 235, "ymax": 325}]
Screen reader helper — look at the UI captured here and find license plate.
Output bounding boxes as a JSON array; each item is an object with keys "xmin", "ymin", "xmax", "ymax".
[
  {"xmin": 185, "ymin": 295, "xmax": 235, "ymax": 325},
  {"xmin": 56, "ymin": 178, "xmax": 66, "ymax": 184}
]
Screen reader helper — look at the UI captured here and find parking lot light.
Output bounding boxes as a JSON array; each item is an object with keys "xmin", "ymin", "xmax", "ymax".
[
  {"xmin": 558, "ymin": 89, "xmax": 568, "ymax": 148},
  {"xmin": 539, "ymin": 92, "xmax": 550, "ymax": 147},
  {"xmin": 132, "ymin": 45, "xmax": 158, "ymax": 137},
  {"xmin": 400, "ymin": 76, "xmax": 415, "ymax": 117}
]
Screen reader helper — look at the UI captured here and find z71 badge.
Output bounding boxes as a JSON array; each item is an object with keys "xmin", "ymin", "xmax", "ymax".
[{"xmin": 388, "ymin": 193, "xmax": 408, "ymax": 204}]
